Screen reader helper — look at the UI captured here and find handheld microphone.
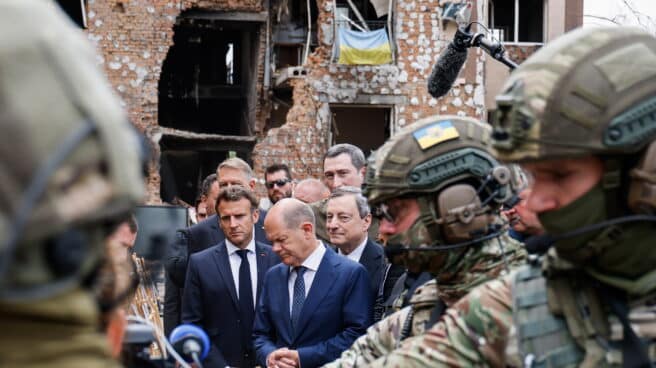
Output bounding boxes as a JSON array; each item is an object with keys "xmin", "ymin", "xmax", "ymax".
[
  {"xmin": 427, "ymin": 26, "xmax": 472, "ymax": 99},
  {"xmin": 169, "ymin": 324, "xmax": 210, "ymax": 367}
]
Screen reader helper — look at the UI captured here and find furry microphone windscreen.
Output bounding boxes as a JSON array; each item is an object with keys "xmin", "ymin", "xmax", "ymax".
[{"xmin": 427, "ymin": 43, "xmax": 468, "ymax": 99}]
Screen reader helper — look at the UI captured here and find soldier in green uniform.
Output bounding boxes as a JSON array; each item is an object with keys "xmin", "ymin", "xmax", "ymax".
[
  {"xmin": 0, "ymin": 1, "xmax": 145, "ymax": 367},
  {"xmin": 323, "ymin": 115, "xmax": 527, "ymax": 367},
  {"xmin": 360, "ymin": 26, "xmax": 656, "ymax": 367}
]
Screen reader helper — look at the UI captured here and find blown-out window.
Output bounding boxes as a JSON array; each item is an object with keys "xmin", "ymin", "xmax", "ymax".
[{"xmin": 489, "ymin": 0, "xmax": 544, "ymax": 43}]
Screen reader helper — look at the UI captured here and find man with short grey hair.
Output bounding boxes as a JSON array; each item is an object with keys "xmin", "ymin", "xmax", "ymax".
[
  {"xmin": 326, "ymin": 187, "xmax": 386, "ymax": 321},
  {"xmin": 322, "ymin": 144, "xmax": 366, "ymax": 191}
]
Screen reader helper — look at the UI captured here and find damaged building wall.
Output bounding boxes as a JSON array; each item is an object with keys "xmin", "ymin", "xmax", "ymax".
[
  {"xmin": 86, "ymin": 0, "xmax": 269, "ymax": 203},
  {"xmin": 253, "ymin": 0, "xmax": 487, "ymax": 187},
  {"xmin": 84, "ymin": 0, "xmax": 580, "ymax": 202}
]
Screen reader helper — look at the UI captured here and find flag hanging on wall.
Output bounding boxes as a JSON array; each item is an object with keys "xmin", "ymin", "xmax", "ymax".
[{"xmin": 337, "ymin": 28, "xmax": 392, "ymax": 65}]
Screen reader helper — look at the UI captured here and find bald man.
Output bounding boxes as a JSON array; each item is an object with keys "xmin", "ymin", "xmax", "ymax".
[
  {"xmin": 253, "ymin": 199, "xmax": 372, "ymax": 368},
  {"xmin": 293, "ymin": 179, "xmax": 330, "ymax": 204}
]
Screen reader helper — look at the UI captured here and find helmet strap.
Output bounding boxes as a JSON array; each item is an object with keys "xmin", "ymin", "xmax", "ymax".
[
  {"xmin": 417, "ymin": 194, "xmax": 443, "ymax": 244},
  {"xmin": 602, "ymin": 158, "xmax": 623, "ymax": 219}
]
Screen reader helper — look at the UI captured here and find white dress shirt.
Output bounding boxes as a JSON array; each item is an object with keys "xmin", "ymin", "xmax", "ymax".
[
  {"xmin": 225, "ymin": 233, "xmax": 258, "ymax": 307},
  {"xmin": 337, "ymin": 237, "xmax": 368, "ymax": 263},
  {"xmin": 288, "ymin": 241, "xmax": 326, "ymax": 314}
]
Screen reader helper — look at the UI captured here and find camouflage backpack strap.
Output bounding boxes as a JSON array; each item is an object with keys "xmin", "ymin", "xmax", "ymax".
[{"xmin": 511, "ymin": 262, "xmax": 585, "ymax": 367}]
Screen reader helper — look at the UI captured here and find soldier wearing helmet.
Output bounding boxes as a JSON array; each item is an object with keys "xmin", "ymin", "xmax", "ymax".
[
  {"xmin": 0, "ymin": 1, "xmax": 145, "ymax": 367},
  {"xmin": 322, "ymin": 115, "xmax": 526, "ymax": 367},
  {"xmin": 358, "ymin": 26, "xmax": 656, "ymax": 367}
]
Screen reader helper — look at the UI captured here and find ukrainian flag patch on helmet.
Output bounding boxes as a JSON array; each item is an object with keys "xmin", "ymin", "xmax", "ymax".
[{"xmin": 412, "ymin": 120, "xmax": 460, "ymax": 149}]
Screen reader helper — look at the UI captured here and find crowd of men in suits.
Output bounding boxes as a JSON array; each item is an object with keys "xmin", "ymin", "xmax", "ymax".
[{"xmin": 164, "ymin": 144, "xmax": 406, "ymax": 368}]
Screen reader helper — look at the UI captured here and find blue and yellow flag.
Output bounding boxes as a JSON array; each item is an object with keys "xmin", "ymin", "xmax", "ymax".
[
  {"xmin": 412, "ymin": 120, "xmax": 460, "ymax": 150},
  {"xmin": 337, "ymin": 28, "xmax": 392, "ymax": 65}
]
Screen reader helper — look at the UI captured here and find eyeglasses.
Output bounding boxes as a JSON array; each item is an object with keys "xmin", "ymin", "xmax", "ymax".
[
  {"xmin": 266, "ymin": 178, "xmax": 290, "ymax": 189},
  {"xmin": 371, "ymin": 203, "xmax": 395, "ymax": 223}
]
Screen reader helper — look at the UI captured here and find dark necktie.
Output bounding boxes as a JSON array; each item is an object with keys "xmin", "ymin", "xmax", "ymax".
[
  {"xmin": 236, "ymin": 249, "xmax": 254, "ymax": 350},
  {"xmin": 291, "ymin": 266, "xmax": 307, "ymax": 332}
]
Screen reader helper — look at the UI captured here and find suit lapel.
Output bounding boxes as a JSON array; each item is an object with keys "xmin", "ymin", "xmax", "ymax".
[
  {"xmin": 213, "ymin": 243, "xmax": 239, "ymax": 311},
  {"xmin": 255, "ymin": 243, "xmax": 268, "ymax": 299},
  {"xmin": 277, "ymin": 266, "xmax": 293, "ymax": 340},
  {"xmin": 294, "ymin": 250, "xmax": 337, "ymax": 339},
  {"xmin": 360, "ymin": 240, "xmax": 382, "ymax": 276}
]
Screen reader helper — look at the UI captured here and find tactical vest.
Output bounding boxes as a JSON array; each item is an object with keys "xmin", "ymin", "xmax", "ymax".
[{"xmin": 511, "ymin": 261, "xmax": 656, "ymax": 367}]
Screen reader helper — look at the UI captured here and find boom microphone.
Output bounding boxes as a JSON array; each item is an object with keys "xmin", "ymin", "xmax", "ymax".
[{"xmin": 427, "ymin": 26, "xmax": 471, "ymax": 99}]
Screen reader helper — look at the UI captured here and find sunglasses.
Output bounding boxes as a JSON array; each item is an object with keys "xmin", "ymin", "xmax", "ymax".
[{"xmin": 266, "ymin": 178, "xmax": 291, "ymax": 189}]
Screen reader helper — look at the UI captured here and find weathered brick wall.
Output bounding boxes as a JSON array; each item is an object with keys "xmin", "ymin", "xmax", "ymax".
[
  {"xmin": 505, "ymin": 44, "xmax": 542, "ymax": 65},
  {"xmin": 252, "ymin": 0, "xmax": 486, "ymax": 195},
  {"xmin": 86, "ymin": 0, "xmax": 267, "ymax": 203}
]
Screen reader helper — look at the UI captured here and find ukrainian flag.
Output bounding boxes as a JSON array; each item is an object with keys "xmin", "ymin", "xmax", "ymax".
[
  {"xmin": 338, "ymin": 28, "xmax": 392, "ymax": 65},
  {"xmin": 412, "ymin": 120, "xmax": 460, "ymax": 150}
]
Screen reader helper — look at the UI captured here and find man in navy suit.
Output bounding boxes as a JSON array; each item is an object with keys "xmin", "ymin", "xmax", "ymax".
[
  {"xmin": 325, "ymin": 187, "xmax": 386, "ymax": 321},
  {"xmin": 182, "ymin": 185, "xmax": 279, "ymax": 368},
  {"xmin": 254, "ymin": 199, "xmax": 372, "ymax": 368},
  {"xmin": 164, "ymin": 158, "xmax": 270, "ymax": 335}
]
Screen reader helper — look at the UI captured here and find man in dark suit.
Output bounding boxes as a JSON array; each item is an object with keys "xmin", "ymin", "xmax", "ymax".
[
  {"xmin": 254, "ymin": 199, "xmax": 372, "ymax": 368},
  {"xmin": 325, "ymin": 187, "xmax": 386, "ymax": 321},
  {"xmin": 182, "ymin": 186, "xmax": 279, "ymax": 368},
  {"xmin": 164, "ymin": 158, "xmax": 270, "ymax": 335}
]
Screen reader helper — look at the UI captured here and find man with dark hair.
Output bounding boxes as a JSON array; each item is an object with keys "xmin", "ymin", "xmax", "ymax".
[
  {"xmin": 323, "ymin": 143, "xmax": 366, "ymax": 192},
  {"xmin": 265, "ymin": 163, "xmax": 294, "ymax": 205},
  {"xmin": 254, "ymin": 198, "xmax": 372, "ymax": 368},
  {"xmin": 164, "ymin": 158, "xmax": 269, "ymax": 336},
  {"xmin": 183, "ymin": 186, "xmax": 279, "ymax": 368},
  {"xmin": 109, "ymin": 213, "xmax": 138, "ymax": 250},
  {"xmin": 197, "ymin": 173, "xmax": 219, "ymax": 220}
]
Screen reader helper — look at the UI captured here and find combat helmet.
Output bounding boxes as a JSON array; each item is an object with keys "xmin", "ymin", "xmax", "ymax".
[
  {"xmin": 492, "ymin": 26, "xmax": 656, "ymax": 215},
  {"xmin": 364, "ymin": 115, "xmax": 518, "ymax": 254},
  {"xmin": 0, "ymin": 0, "xmax": 145, "ymax": 301}
]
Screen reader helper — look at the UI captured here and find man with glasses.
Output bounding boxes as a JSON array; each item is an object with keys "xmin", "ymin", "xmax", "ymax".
[{"xmin": 264, "ymin": 164, "xmax": 294, "ymax": 206}]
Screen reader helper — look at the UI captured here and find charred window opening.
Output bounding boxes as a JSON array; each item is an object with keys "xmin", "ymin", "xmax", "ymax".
[
  {"xmin": 272, "ymin": 0, "xmax": 319, "ymax": 68},
  {"xmin": 158, "ymin": 11, "xmax": 261, "ymax": 205},
  {"xmin": 159, "ymin": 16, "xmax": 260, "ymax": 135},
  {"xmin": 330, "ymin": 105, "xmax": 391, "ymax": 156},
  {"xmin": 489, "ymin": 0, "xmax": 544, "ymax": 43}
]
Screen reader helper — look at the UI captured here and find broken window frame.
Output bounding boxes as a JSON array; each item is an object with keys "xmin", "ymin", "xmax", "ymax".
[
  {"xmin": 330, "ymin": 0, "xmax": 396, "ymax": 64},
  {"xmin": 488, "ymin": 0, "xmax": 546, "ymax": 45}
]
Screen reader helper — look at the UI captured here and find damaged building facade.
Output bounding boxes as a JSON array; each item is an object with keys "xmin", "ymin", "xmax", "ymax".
[{"xmin": 82, "ymin": 0, "xmax": 582, "ymax": 204}]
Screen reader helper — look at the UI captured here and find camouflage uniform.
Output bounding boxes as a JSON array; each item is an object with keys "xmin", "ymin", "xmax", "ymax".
[
  {"xmin": 323, "ymin": 232, "xmax": 525, "ymax": 368},
  {"xmin": 358, "ymin": 26, "xmax": 656, "ymax": 367},
  {"xmin": 322, "ymin": 115, "xmax": 527, "ymax": 367},
  {"xmin": 0, "ymin": 1, "xmax": 144, "ymax": 367}
]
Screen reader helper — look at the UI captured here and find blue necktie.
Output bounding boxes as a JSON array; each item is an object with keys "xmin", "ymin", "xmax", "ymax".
[
  {"xmin": 236, "ymin": 250, "xmax": 254, "ymax": 350},
  {"xmin": 291, "ymin": 266, "xmax": 306, "ymax": 332}
]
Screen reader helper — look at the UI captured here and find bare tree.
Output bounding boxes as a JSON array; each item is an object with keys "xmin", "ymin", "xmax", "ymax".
[{"xmin": 584, "ymin": 0, "xmax": 656, "ymax": 34}]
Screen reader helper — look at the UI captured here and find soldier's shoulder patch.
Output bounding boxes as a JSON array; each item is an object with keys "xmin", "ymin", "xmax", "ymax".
[{"xmin": 412, "ymin": 120, "xmax": 459, "ymax": 150}]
